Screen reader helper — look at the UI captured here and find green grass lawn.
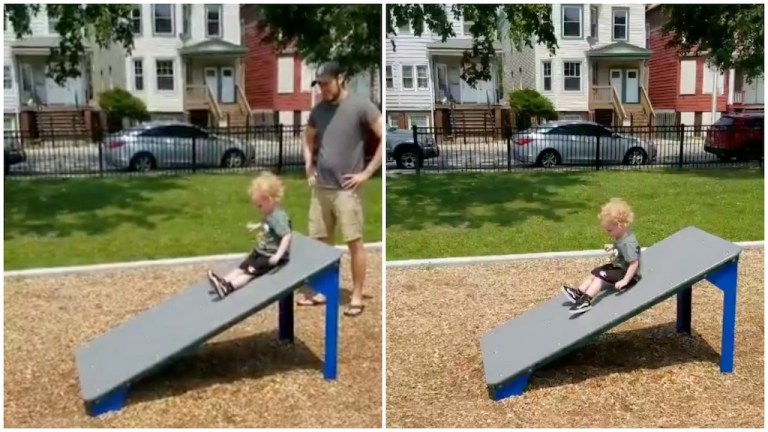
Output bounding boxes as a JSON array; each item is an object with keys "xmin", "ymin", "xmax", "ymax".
[
  {"xmin": 5, "ymin": 173, "xmax": 382, "ymax": 270},
  {"xmin": 386, "ymin": 169, "xmax": 764, "ymax": 260}
]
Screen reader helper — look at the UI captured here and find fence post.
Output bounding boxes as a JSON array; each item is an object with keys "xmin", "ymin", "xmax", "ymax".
[
  {"xmin": 412, "ymin": 125, "xmax": 420, "ymax": 176},
  {"xmin": 506, "ymin": 125, "xmax": 512, "ymax": 172},
  {"xmin": 277, "ymin": 123, "xmax": 284, "ymax": 174},
  {"xmin": 595, "ymin": 135, "xmax": 601, "ymax": 171},
  {"xmin": 678, "ymin": 123, "xmax": 685, "ymax": 168},
  {"xmin": 191, "ymin": 136, "xmax": 197, "ymax": 173}
]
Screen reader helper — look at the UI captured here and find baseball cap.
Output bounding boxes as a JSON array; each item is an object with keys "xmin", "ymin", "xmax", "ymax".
[{"xmin": 311, "ymin": 61, "xmax": 344, "ymax": 86}]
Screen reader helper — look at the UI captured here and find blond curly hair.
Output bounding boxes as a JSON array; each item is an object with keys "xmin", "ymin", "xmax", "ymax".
[
  {"xmin": 248, "ymin": 171, "xmax": 285, "ymax": 201},
  {"xmin": 598, "ymin": 198, "xmax": 634, "ymax": 228}
]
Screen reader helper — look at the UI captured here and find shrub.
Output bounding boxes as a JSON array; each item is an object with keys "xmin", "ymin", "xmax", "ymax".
[
  {"xmin": 507, "ymin": 89, "xmax": 557, "ymax": 130},
  {"xmin": 98, "ymin": 89, "xmax": 149, "ymax": 132}
]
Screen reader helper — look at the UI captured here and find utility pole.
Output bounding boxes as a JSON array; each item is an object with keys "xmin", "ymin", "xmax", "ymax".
[{"xmin": 710, "ymin": 66, "xmax": 717, "ymax": 122}]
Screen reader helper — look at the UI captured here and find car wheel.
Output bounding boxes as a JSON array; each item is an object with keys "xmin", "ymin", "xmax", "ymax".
[
  {"xmin": 624, "ymin": 147, "xmax": 648, "ymax": 165},
  {"xmin": 130, "ymin": 152, "xmax": 156, "ymax": 172},
  {"xmin": 536, "ymin": 149, "xmax": 560, "ymax": 168},
  {"xmin": 395, "ymin": 146, "xmax": 422, "ymax": 170},
  {"xmin": 221, "ymin": 149, "xmax": 246, "ymax": 168}
]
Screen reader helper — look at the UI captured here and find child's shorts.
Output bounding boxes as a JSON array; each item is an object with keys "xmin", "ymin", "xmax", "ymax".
[
  {"xmin": 239, "ymin": 251, "xmax": 288, "ymax": 276},
  {"xmin": 591, "ymin": 263, "xmax": 638, "ymax": 287}
]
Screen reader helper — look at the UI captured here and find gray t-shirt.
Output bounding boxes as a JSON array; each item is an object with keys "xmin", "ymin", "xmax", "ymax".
[
  {"xmin": 612, "ymin": 231, "xmax": 642, "ymax": 278},
  {"xmin": 308, "ymin": 94, "xmax": 380, "ymax": 189},
  {"xmin": 255, "ymin": 208, "xmax": 292, "ymax": 256}
]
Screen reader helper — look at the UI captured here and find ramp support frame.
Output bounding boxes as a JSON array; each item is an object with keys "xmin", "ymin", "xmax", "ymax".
[
  {"xmin": 86, "ymin": 385, "xmax": 128, "ymax": 417},
  {"xmin": 308, "ymin": 262, "xmax": 341, "ymax": 380},
  {"xmin": 490, "ymin": 373, "xmax": 531, "ymax": 402}
]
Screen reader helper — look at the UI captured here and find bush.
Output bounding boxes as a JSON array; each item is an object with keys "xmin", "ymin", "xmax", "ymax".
[
  {"xmin": 98, "ymin": 89, "xmax": 149, "ymax": 132},
  {"xmin": 507, "ymin": 89, "xmax": 557, "ymax": 130}
]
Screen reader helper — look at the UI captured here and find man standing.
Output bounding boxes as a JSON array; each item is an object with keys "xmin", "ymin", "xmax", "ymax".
[{"xmin": 298, "ymin": 61, "xmax": 383, "ymax": 317}]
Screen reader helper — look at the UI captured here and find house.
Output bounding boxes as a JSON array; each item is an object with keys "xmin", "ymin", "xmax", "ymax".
[
  {"xmin": 240, "ymin": 4, "xmax": 380, "ymax": 129},
  {"xmin": 646, "ymin": 4, "xmax": 763, "ymax": 128},
  {"xmin": 92, "ymin": 3, "xmax": 250, "ymax": 127},
  {"xmin": 4, "ymin": 8, "xmax": 94, "ymax": 136},
  {"xmin": 501, "ymin": 3, "xmax": 654, "ymax": 127},
  {"xmin": 385, "ymin": 5, "xmax": 505, "ymax": 133}
]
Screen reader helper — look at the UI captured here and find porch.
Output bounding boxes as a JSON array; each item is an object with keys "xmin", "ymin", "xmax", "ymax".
[
  {"xmin": 427, "ymin": 39, "xmax": 503, "ymax": 106},
  {"xmin": 586, "ymin": 42, "xmax": 654, "ymax": 127},
  {"xmin": 731, "ymin": 71, "xmax": 764, "ymax": 111},
  {"xmin": 180, "ymin": 39, "xmax": 250, "ymax": 127}
]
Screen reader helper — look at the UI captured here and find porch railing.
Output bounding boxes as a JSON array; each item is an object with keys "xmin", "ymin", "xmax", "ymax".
[
  {"xmin": 610, "ymin": 85, "xmax": 626, "ymax": 127},
  {"xmin": 640, "ymin": 86, "xmax": 655, "ymax": 127},
  {"xmin": 236, "ymin": 83, "xmax": 251, "ymax": 121},
  {"xmin": 185, "ymin": 85, "xmax": 224, "ymax": 126},
  {"xmin": 590, "ymin": 85, "xmax": 613, "ymax": 108},
  {"xmin": 733, "ymin": 91, "xmax": 745, "ymax": 104}
]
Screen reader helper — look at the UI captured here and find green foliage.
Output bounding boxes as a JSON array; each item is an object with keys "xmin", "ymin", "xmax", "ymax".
[
  {"xmin": 387, "ymin": 4, "xmax": 558, "ymax": 86},
  {"xmin": 255, "ymin": 5, "xmax": 381, "ymax": 78},
  {"xmin": 4, "ymin": 5, "xmax": 135, "ymax": 85},
  {"xmin": 507, "ymin": 89, "xmax": 557, "ymax": 125},
  {"xmin": 660, "ymin": 4, "xmax": 764, "ymax": 81},
  {"xmin": 98, "ymin": 89, "xmax": 149, "ymax": 125}
]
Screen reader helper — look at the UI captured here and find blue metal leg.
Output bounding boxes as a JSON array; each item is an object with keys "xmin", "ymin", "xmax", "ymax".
[
  {"xmin": 676, "ymin": 286, "xmax": 692, "ymax": 334},
  {"xmin": 86, "ymin": 386, "xmax": 128, "ymax": 417},
  {"xmin": 309, "ymin": 262, "xmax": 341, "ymax": 380},
  {"xmin": 705, "ymin": 261, "xmax": 738, "ymax": 373},
  {"xmin": 491, "ymin": 373, "xmax": 531, "ymax": 401},
  {"xmin": 278, "ymin": 291, "xmax": 294, "ymax": 343}
]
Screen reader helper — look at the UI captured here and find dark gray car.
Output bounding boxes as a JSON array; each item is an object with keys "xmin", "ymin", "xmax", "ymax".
[{"xmin": 386, "ymin": 126, "xmax": 440, "ymax": 169}]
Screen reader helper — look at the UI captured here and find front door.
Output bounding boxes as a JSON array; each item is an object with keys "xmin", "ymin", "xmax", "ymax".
[
  {"xmin": 220, "ymin": 67, "xmax": 235, "ymax": 104},
  {"xmin": 204, "ymin": 67, "xmax": 219, "ymax": 101},
  {"xmin": 610, "ymin": 69, "xmax": 623, "ymax": 103},
  {"xmin": 625, "ymin": 69, "xmax": 639, "ymax": 103},
  {"xmin": 436, "ymin": 64, "xmax": 448, "ymax": 101}
]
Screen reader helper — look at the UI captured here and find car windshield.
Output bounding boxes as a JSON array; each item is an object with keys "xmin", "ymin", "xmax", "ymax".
[
  {"xmin": 524, "ymin": 124, "xmax": 557, "ymax": 134},
  {"xmin": 712, "ymin": 117, "xmax": 735, "ymax": 129}
]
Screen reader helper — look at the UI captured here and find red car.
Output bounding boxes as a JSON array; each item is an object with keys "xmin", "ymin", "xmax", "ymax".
[{"xmin": 704, "ymin": 112, "xmax": 764, "ymax": 161}]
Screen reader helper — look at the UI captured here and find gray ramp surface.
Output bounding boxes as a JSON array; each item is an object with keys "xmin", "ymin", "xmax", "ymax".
[
  {"xmin": 75, "ymin": 233, "xmax": 343, "ymax": 402},
  {"xmin": 481, "ymin": 226, "xmax": 741, "ymax": 388}
]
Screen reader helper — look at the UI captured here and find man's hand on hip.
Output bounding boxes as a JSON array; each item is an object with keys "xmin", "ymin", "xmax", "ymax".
[{"xmin": 342, "ymin": 171, "xmax": 371, "ymax": 192}]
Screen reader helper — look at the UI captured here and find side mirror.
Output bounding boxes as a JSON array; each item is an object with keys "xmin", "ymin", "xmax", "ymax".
[{"xmin": 612, "ymin": 132, "xmax": 620, "ymax": 138}]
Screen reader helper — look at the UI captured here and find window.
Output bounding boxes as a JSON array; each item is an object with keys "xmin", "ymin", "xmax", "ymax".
[
  {"xmin": 590, "ymin": 6, "xmax": 598, "ymax": 39},
  {"xmin": 703, "ymin": 65, "xmax": 725, "ymax": 95},
  {"xmin": 679, "ymin": 60, "xmax": 696, "ymax": 94},
  {"xmin": 155, "ymin": 60, "xmax": 175, "ymax": 91},
  {"xmin": 4, "ymin": 66, "xmax": 11, "ymax": 89},
  {"xmin": 542, "ymin": 61, "xmax": 552, "ymax": 92},
  {"xmin": 152, "ymin": 4, "xmax": 174, "ymax": 35},
  {"xmin": 205, "ymin": 4, "xmax": 221, "ymax": 37},
  {"xmin": 397, "ymin": 23, "xmax": 410, "ymax": 35},
  {"xmin": 182, "ymin": 4, "xmax": 191, "ymax": 37},
  {"xmin": 401, "ymin": 65, "xmax": 414, "ymax": 90},
  {"xmin": 563, "ymin": 61, "xmax": 582, "ymax": 92},
  {"xmin": 416, "ymin": 65, "xmax": 428, "ymax": 89},
  {"xmin": 561, "ymin": 5, "xmax": 582, "ymax": 38},
  {"xmin": 387, "ymin": 114, "xmax": 399, "ymax": 127},
  {"xmin": 130, "ymin": 6, "xmax": 142, "ymax": 35},
  {"xmin": 133, "ymin": 59, "xmax": 144, "ymax": 91},
  {"xmin": 612, "ymin": 8, "xmax": 628, "ymax": 41},
  {"xmin": 408, "ymin": 113, "xmax": 429, "ymax": 128},
  {"xmin": 277, "ymin": 56, "xmax": 294, "ymax": 93},
  {"xmin": 463, "ymin": 20, "xmax": 473, "ymax": 36},
  {"xmin": 301, "ymin": 62, "xmax": 314, "ymax": 92},
  {"xmin": 48, "ymin": 15, "xmax": 59, "ymax": 34},
  {"xmin": 386, "ymin": 65, "xmax": 394, "ymax": 89}
]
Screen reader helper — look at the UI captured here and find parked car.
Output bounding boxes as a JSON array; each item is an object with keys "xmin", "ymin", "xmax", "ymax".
[
  {"xmin": 4, "ymin": 134, "xmax": 27, "ymax": 174},
  {"xmin": 386, "ymin": 126, "xmax": 440, "ymax": 169},
  {"xmin": 104, "ymin": 121, "xmax": 255, "ymax": 171},
  {"xmin": 704, "ymin": 112, "xmax": 764, "ymax": 162},
  {"xmin": 512, "ymin": 120, "xmax": 657, "ymax": 168}
]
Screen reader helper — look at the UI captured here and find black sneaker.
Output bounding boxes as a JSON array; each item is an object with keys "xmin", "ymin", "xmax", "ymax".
[
  {"xmin": 207, "ymin": 270, "xmax": 231, "ymax": 298},
  {"xmin": 561, "ymin": 285, "xmax": 582, "ymax": 303},
  {"xmin": 569, "ymin": 294, "xmax": 593, "ymax": 314}
]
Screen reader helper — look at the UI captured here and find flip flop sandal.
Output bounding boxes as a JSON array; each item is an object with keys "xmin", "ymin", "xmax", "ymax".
[
  {"xmin": 344, "ymin": 304, "xmax": 365, "ymax": 317},
  {"xmin": 297, "ymin": 297, "xmax": 326, "ymax": 306}
]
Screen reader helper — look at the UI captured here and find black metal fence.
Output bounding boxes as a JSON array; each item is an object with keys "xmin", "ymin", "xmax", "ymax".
[
  {"xmin": 388, "ymin": 123, "xmax": 763, "ymax": 174},
  {"xmin": 4, "ymin": 124, "xmax": 311, "ymax": 178}
]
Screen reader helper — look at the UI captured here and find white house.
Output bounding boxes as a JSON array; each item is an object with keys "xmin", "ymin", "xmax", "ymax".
[
  {"xmin": 93, "ymin": 4, "xmax": 249, "ymax": 126},
  {"xmin": 501, "ymin": 3, "xmax": 654, "ymax": 126},
  {"xmin": 385, "ymin": 5, "xmax": 502, "ymax": 130},
  {"xmin": 4, "ymin": 8, "xmax": 90, "ymax": 131}
]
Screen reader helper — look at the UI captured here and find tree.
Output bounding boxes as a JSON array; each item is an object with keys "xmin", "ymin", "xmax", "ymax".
[
  {"xmin": 4, "ymin": 4, "xmax": 135, "ymax": 85},
  {"xmin": 387, "ymin": 4, "xmax": 558, "ymax": 86},
  {"xmin": 507, "ymin": 89, "xmax": 556, "ymax": 130},
  {"xmin": 255, "ymin": 5, "xmax": 381, "ymax": 79},
  {"xmin": 660, "ymin": 4, "xmax": 764, "ymax": 81}
]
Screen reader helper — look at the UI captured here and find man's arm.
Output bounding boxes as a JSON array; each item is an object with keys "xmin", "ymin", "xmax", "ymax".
[
  {"xmin": 363, "ymin": 113, "xmax": 383, "ymax": 176},
  {"xmin": 304, "ymin": 125, "xmax": 317, "ymax": 170}
]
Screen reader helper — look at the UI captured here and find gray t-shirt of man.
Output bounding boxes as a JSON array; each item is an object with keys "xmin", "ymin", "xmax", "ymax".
[
  {"xmin": 308, "ymin": 95, "xmax": 381, "ymax": 190},
  {"xmin": 612, "ymin": 231, "xmax": 642, "ymax": 278},
  {"xmin": 255, "ymin": 208, "xmax": 293, "ymax": 257}
]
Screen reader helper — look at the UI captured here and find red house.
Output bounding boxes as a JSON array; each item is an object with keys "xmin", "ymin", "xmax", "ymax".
[{"xmin": 646, "ymin": 4, "xmax": 731, "ymax": 129}]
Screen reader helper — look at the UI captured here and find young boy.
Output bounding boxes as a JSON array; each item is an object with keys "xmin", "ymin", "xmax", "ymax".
[
  {"xmin": 562, "ymin": 198, "xmax": 642, "ymax": 314},
  {"xmin": 207, "ymin": 172, "xmax": 293, "ymax": 299}
]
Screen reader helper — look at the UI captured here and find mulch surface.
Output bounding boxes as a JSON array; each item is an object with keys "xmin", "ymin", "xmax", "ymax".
[
  {"xmin": 386, "ymin": 249, "xmax": 764, "ymax": 428},
  {"xmin": 4, "ymin": 252, "xmax": 382, "ymax": 428}
]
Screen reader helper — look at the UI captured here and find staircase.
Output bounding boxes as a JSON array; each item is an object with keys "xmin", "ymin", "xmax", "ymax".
[
  {"xmin": 34, "ymin": 108, "xmax": 88, "ymax": 138},
  {"xmin": 450, "ymin": 108, "xmax": 496, "ymax": 137}
]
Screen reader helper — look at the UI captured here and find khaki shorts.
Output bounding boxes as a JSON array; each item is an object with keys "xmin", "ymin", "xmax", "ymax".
[{"xmin": 309, "ymin": 187, "xmax": 364, "ymax": 243}]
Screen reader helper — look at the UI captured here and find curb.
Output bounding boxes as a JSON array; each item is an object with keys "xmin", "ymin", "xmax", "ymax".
[
  {"xmin": 386, "ymin": 241, "xmax": 764, "ymax": 269},
  {"xmin": 5, "ymin": 242, "xmax": 382, "ymax": 278}
]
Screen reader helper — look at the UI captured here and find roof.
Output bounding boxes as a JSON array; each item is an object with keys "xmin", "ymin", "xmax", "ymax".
[
  {"xmin": 586, "ymin": 41, "xmax": 652, "ymax": 59},
  {"xmin": 427, "ymin": 39, "xmax": 503, "ymax": 53},
  {"xmin": 178, "ymin": 39, "xmax": 247, "ymax": 57},
  {"xmin": 11, "ymin": 36, "xmax": 90, "ymax": 52}
]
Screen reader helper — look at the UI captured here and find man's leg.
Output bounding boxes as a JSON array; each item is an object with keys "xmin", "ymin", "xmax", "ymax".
[
  {"xmin": 300, "ymin": 187, "xmax": 335, "ymax": 305},
  {"xmin": 338, "ymin": 190, "xmax": 366, "ymax": 315}
]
